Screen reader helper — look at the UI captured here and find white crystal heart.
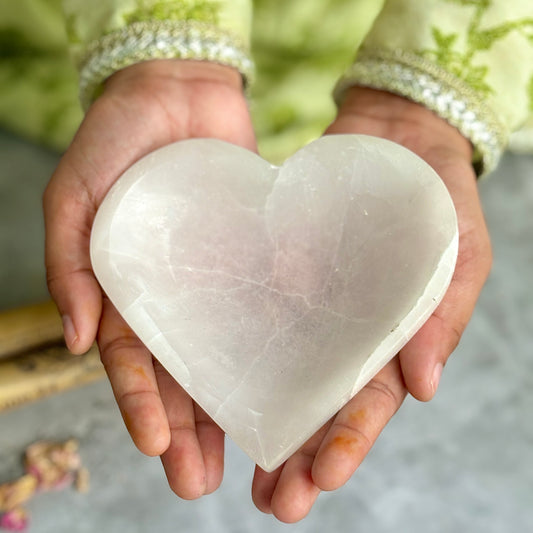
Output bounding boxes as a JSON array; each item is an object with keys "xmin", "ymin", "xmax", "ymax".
[{"xmin": 90, "ymin": 135, "xmax": 458, "ymax": 472}]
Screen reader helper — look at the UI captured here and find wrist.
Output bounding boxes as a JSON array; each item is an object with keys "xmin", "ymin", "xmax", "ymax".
[
  {"xmin": 104, "ymin": 59, "xmax": 244, "ymax": 97},
  {"xmin": 331, "ymin": 87, "xmax": 473, "ymax": 165}
]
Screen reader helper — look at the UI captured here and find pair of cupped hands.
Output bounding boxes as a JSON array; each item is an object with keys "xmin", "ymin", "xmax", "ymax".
[{"xmin": 43, "ymin": 60, "xmax": 491, "ymax": 523}]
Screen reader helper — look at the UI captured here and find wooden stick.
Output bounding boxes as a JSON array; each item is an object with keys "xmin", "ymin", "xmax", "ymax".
[
  {"xmin": 0, "ymin": 301, "xmax": 64, "ymax": 360},
  {"xmin": 0, "ymin": 343, "xmax": 105, "ymax": 413}
]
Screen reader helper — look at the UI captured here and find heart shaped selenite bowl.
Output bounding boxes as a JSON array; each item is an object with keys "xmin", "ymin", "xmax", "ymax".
[{"xmin": 90, "ymin": 135, "xmax": 458, "ymax": 472}]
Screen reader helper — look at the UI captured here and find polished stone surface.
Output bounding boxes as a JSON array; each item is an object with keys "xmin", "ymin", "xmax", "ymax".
[
  {"xmin": 90, "ymin": 136, "xmax": 458, "ymax": 470},
  {"xmin": 1, "ymin": 130, "xmax": 532, "ymax": 532}
]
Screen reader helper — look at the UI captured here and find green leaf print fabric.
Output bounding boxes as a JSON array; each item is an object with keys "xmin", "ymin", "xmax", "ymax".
[{"xmin": 0, "ymin": 0, "xmax": 531, "ymax": 173}]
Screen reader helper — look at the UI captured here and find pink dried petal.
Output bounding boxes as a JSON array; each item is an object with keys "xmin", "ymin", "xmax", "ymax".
[
  {"xmin": 0, "ymin": 508, "xmax": 29, "ymax": 532},
  {"xmin": 24, "ymin": 466, "xmax": 41, "ymax": 484},
  {"xmin": 49, "ymin": 473, "xmax": 74, "ymax": 492}
]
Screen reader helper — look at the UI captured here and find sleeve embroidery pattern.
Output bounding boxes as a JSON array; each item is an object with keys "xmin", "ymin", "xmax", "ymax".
[
  {"xmin": 78, "ymin": 20, "xmax": 254, "ymax": 110},
  {"xmin": 334, "ymin": 48, "xmax": 506, "ymax": 176},
  {"xmin": 123, "ymin": 0, "xmax": 221, "ymax": 25},
  {"xmin": 336, "ymin": 0, "xmax": 533, "ymax": 176},
  {"xmin": 420, "ymin": 1, "xmax": 533, "ymax": 99}
]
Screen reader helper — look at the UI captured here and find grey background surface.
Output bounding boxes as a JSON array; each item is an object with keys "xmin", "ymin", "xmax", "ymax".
[{"xmin": 0, "ymin": 130, "xmax": 532, "ymax": 532}]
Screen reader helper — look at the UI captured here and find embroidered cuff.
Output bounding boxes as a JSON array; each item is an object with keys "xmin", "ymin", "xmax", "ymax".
[
  {"xmin": 78, "ymin": 20, "xmax": 254, "ymax": 110},
  {"xmin": 334, "ymin": 49, "xmax": 508, "ymax": 176}
]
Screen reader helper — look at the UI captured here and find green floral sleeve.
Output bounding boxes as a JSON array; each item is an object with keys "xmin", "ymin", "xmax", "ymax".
[
  {"xmin": 61, "ymin": 0, "xmax": 254, "ymax": 109},
  {"xmin": 335, "ymin": 0, "xmax": 533, "ymax": 175},
  {"xmin": 0, "ymin": 0, "xmax": 82, "ymax": 150}
]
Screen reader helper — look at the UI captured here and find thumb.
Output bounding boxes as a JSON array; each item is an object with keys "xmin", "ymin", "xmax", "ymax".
[
  {"xmin": 399, "ymin": 159, "xmax": 492, "ymax": 401},
  {"xmin": 43, "ymin": 162, "xmax": 102, "ymax": 354}
]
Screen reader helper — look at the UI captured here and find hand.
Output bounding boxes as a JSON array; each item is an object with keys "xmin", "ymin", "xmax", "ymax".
[
  {"xmin": 251, "ymin": 87, "xmax": 492, "ymax": 522},
  {"xmin": 43, "ymin": 60, "xmax": 256, "ymax": 498}
]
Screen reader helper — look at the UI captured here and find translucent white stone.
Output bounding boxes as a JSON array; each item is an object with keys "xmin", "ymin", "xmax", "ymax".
[{"xmin": 90, "ymin": 135, "xmax": 458, "ymax": 472}]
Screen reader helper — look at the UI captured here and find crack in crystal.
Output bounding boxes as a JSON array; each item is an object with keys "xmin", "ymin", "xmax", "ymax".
[
  {"xmin": 211, "ymin": 300, "xmax": 368, "ymax": 424},
  {"xmin": 212, "ymin": 307, "xmax": 315, "ymax": 421},
  {"xmin": 318, "ymin": 199, "xmax": 350, "ymax": 308},
  {"xmin": 170, "ymin": 265, "xmax": 313, "ymax": 306}
]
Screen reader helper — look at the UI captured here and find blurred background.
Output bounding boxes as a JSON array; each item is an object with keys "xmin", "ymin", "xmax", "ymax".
[{"xmin": 0, "ymin": 128, "xmax": 532, "ymax": 532}]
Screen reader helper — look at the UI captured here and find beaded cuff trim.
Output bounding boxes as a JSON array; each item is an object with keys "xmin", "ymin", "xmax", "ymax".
[
  {"xmin": 78, "ymin": 20, "xmax": 254, "ymax": 110},
  {"xmin": 334, "ymin": 49, "xmax": 508, "ymax": 176}
]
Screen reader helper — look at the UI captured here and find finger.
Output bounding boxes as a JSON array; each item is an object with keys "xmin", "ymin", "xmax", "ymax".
[
  {"xmin": 98, "ymin": 298, "xmax": 170, "ymax": 456},
  {"xmin": 43, "ymin": 92, "xmax": 172, "ymax": 355},
  {"xmin": 193, "ymin": 403, "xmax": 225, "ymax": 495},
  {"xmin": 43, "ymin": 170, "xmax": 101, "ymax": 354},
  {"xmin": 400, "ymin": 159, "xmax": 492, "ymax": 401},
  {"xmin": 156, "ymin": 364, "xmax": 207, "ymax": 500},
  {"xmin": 312, "ymin": 358, "xmax": 407, "ymax": 491},
  {"xmin": 398, "ymin": 314, "xmax": 455, "ymax": 401},
  {"xmin": 251, "ymin": 465, "xmax": 283, "ymax": 515},
  {"xmin": 269, "ymin": 452, "xmax": 321, "ymax": 523},
  {"xmin": 258, "ymin": 424, "xmax": 331, "ymax": 523}
]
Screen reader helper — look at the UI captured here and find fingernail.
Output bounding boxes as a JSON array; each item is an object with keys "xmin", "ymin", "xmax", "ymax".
[
  {"xmin": 431, "ymin": 363, "xmax": 443, "ymax": 395},
  {"xmin": 62, "ymin": 315, "xmax": 78, "ymax": 350}
]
